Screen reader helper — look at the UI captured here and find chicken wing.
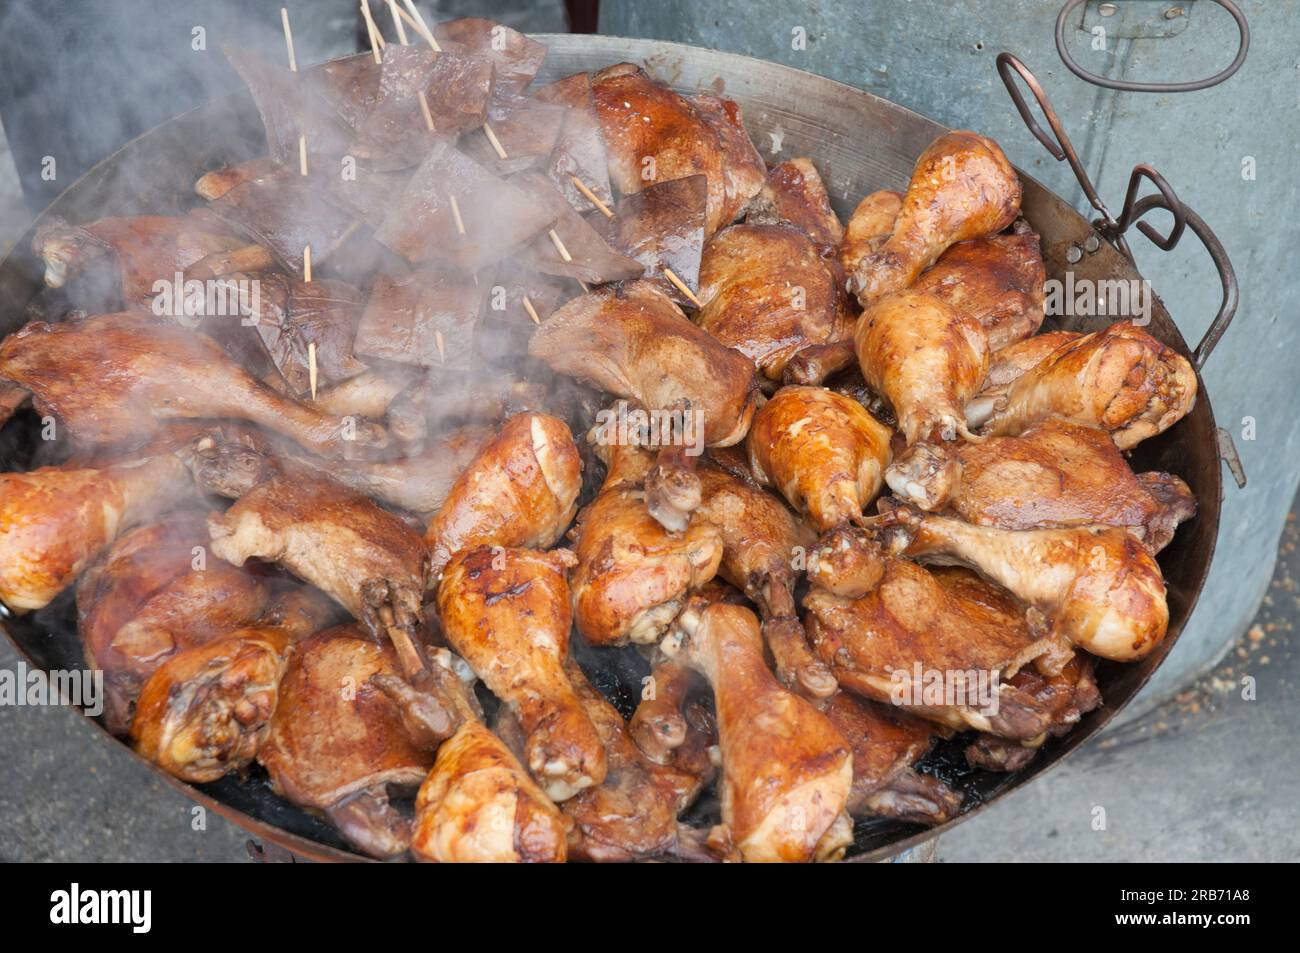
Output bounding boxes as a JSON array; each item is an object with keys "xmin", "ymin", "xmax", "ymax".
[
  {"xmin": 979, "ymin": 321, "xmax": 1198, "ymax": 450},
  {"xmin": 0, "ymin": 313, "xmax": 389, "ymax": 458},
  {"xmin": 696, "ymin": 223, "xmax": 853, "ymax": 383},
  {"xmin": 437, "ymin": 546, "xmax": 606, "ymax": 801},
  {"xmin": 130, "ymin": 587, "xmax": 339, "ymax": 782},
  {"xmin": 0, "ymin": 450, "xmax": 194, "ymax": 613},
  {"xmin": 592, "ymin": 64, "xmax": 766, "ymax": 236},
  {"xmin": 570, "ymin": 442, "xmax": 723, "ymax": 647},
  {"xmin": 747, "ymin": 385, "xmax": 892, "ymax": 531},
  {"xmin": 855, "ymin": 289, "xmax": 989, "ymax": 444},
  {"xmin": 424, "ymin": 412, "xmax": 582, "ymax": 579},
  {"xmin": 662, "ymin": 600, "xmax": 853, "ymax": 863},
  {"xmin": 886, "ymin": 418, "xmax": 1197, "ymax": 551},
  {"xmin": 258, "ymin": 624, "xmax": 435, "ymax": 859},
  {"xmin": 847, "ymin": 130, "xmax": 1021, "ymax": 307},
  {"xmin": 77, "ymin": 512, "xmax": 270, "ymax": 734},
  {"xmin": 882, "ymin": 501, "xmax": 1170, "ymax": 662}
]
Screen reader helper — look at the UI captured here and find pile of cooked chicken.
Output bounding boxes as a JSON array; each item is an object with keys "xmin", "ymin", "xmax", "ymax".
[{"xmin": 0, "ymin": 18, "xmax": 1200, "ymax": 863}]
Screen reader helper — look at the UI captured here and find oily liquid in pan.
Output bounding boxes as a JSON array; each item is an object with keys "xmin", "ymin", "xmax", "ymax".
[{"xmin": 0, "ymin": 35, "xmax": 1220, "ymax": 862}]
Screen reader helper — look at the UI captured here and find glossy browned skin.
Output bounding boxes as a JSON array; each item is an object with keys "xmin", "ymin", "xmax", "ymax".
[
  {"xmin": 195, "ymin": 158, "xmax": 279, "ymax": 201},
  {"xmin": 847, "ymin": 131, "xmax": 1021, "ymax": 306},
  {"xmin": 570, "ymin": 442, "xmax": 723, "ymax": 647},
  {"xmin": 804, "ymin": 528, "xmax": 1063, "ymax": 737},
  {"xmin": 747, "ymin": 385, "xmax": 892, "ymax": 531},
  {"xmin": 629, "ymin": 660, "xmax": 700, "ymax": 764},
  {"xmin": 206, "ymin": 471, "xmax": 432, "ymax": 681},
  {"xmin": 696, "ymin": 224, "xmax": 853, "ymax": 382},
  {"xmin": 965, "ymin": 331, "xmax": 1083, "ymax": 427},
  {"xmin": 0, "ymin": 313, "xmax": 389, "ymax": 458},
  {"xmin": 130, "ymin": 588, "xmax": 338, "ymax": 783},
  {"xmin": 33, "ymin": 214, "xmax": 245, "ymax": 302},
  {"xmin": 822, "ymin": 692, "xmax": 961, "ymax": 825},
  {"xmin": 884, "ymin": 502, "xmax": 1169, "ymax": 662},
  {"xmin": 695, "ymin": 463, "xmax": 832, "ymax": 698},
  {"xmin": 412, "ymin": 717, "xmax": 569, "ymax": 863},
  {"xmin": 856, "ymin": 289, "xmax": 989, "ymax": 444},
  {"xmin": 980, "ymin": 321, "xmax": 1198, "ymax": 450},
  {"xmin": 0, "ymin": 453, "xmax": 193, "ymax": 613},
  {"xmin": 746, "ymin": 158, "xmax": 845, "ymax": 247},
  {"xmin": 886, "ymin": 418, "xmax": 1197, "ymax": 551},
  {"xmin": 530, "ymin": 281, "xmax": 758, "ymax": 449},
  {"xmin": 437, "ymin": 546, "xmax": 606, "ymax": 801},
  {"xmin": 309, "ymin": 367, "xmax": 418, "ymax": 420},
  {"xmin": 78, "ymin": 513, "xmax": 270, "ymax": 734},
  {"xmin": 913, "ymin": 220, "xmax": 1046, "ymax": 351},
  {"xmin": 259, "ymin": 624, "xmax": 434, "ymax": 859},
  {"xmin": 424, "ymin": 412, "xmax": 582, "ymax": 580},
  {"xmin": 592, "ymin": 64, "xmax": 766, "ymax": 236},
  {"xmin": 664, "ymin": 600, "xmax": 852, "ymax": 863},
  {"xmin": 838, "ymin": 189, "xmax": 903, "ymax": 278},
  {"xmin": 562, "ymin": 659, "xmax": 720, "ymax": 862}
]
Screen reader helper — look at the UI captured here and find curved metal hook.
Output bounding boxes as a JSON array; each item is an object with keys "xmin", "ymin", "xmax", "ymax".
[
  {"xmin": 1111, "ymin": 164, "xmax": 1187, "ymax": 252},
  {"xmin": 1055, "ymin": 0, "xmax": 1250, "ymax": 93}
]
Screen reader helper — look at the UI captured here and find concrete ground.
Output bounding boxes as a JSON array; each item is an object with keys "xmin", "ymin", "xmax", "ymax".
[{"xmin": 0, "ymin": 9, "xmax": 1295, "ymax": 863}]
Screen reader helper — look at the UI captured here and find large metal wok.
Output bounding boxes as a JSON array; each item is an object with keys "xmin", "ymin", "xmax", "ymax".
[{"xmin": 0, "ymin": 35, "xmax": 1240, "ymax": 862}]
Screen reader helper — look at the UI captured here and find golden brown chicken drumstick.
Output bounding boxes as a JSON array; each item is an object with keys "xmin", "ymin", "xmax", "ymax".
[
  {"xmin": 0, "ymin": 448, "xmax": 194, "ymax": 613},
  {"xmin": 529, "ymin": 280, "xmax": 758, "ymax": 530},
  {"xmin": 570, "ymin": 441, "xmax": 723, "ymax": 647},
  {"xmin": 424, "ymin": 412, "xmax": 582, "ymax": 579},
  {"xmin": 880, "ymin": 501, "xmax": 1170, "ymax": 662},
  {"xmin": 131, "ymin": 587, "xmax": 339, "ymax": 782},
  {"xmin": 822, "ymin": 692, "xmax": 962, "ymax": 825},
  {"xmin": 203, "ymin": 465, "xmax": 433, "ymax": 684},
  {"xmin": 978, "ymin": 320, "xmax": 1198, "ymax": 450},
  {"xmin": 886, "ymin": 418, "xmax": 1197, "ymax": 551},
  {"xmin": 258, "ymin": 624, "xmax": 436, "ymax": 859},
  {"xmin": 855, "ymin": 289, "xmax": 989, "ymax": 444},
  {"xmin": 747, "ymin": 385, "xmax": 893, "ymax": 531},
  {"xmin": 592, "ymin": 64, "xmax": 766, "ymax": 237},
  {"xmin": 77, "ymin": 512, "xmax": 271, "ymax": 734},
  {"xmin": 804, "ymin": 528, "xmax": 1068, "ymax": 738},
  {"xmin": 662, "ymin": 599, "xmax": 853, "ymax": 863},
  {"xmin": 964, "ymin": 330, "xmax": 1083, "ymax": 427},
  {"xmin": 695, "ymin": 223, "xmax": 853, "ymax": 384},
  {"xmin": 437, "ymin": 546, "xmax": 607, "ymax": 801},
  {"xmin": 0, "ymin": 312, "xmax": 389, "ymax": 458},
  {"xmin": 694, "ymin": 463, "xmax": 832, "ymax": 699},
  {"xmin": 847, "ymin": 130, "xmax": 1021, "ymax": 307}
]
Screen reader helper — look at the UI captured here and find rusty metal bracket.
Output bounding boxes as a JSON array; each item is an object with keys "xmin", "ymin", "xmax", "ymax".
[
  {"xmin": 1216, "ymin": 427, "xmax": 1247, "ymax": 489},
  {"xmin": 1056, "ymin": 0, "xmax": 1249, "ymax": 93},
  {"xmin": 996, "ymin": 52, "xmax": 1239, "ymax": 374}
]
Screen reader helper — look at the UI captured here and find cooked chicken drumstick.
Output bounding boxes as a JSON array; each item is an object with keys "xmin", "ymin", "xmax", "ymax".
[
  {"xmin": 662, "ymin": 599, "xmax": 853, "ymax": 863},
  {"xmin": 437, "ymin": 546, "xmax": 606, "ymax": 801},
  {"xmin": 847, "ymin": 130, "xmax": 1021, "ymax": 307},
  {"xmin": 747, "ymin": 385, "xmax": 893, "ymax": 531},
  {"xmin": 0, "ymin": 313, "xmax": 389, "ymax": 458}
]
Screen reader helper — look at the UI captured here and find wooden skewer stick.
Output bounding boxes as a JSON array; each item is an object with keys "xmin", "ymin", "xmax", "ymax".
[
  {"xmin": 521, "ymin": 295, "xmax": 541, "ymax": 325},
  {"xmin": 308, "ymin": 342, "xmax": 318, "ymax": 400},
  {"xmin": 402, "ymin": 0, "xmax": 441, "ymax": 51},
  {"xmin": 298, "ymin": 135, "xmax": 309, "ymax": 176},
  {"xmin": 280, "ymin": 7, "xmax": 298, "ymax": 72},
  {"xmin": 548, "ymin": 229, "xmax": 573, "ymax": 263},
  {"xmin": 417, "ymin": 89, "xmax": 435, "ymax": 131},
  {"xmin": 385, "ymin": 0, "xmax": 409, "ymax": 44},
  {"xmin": 570, "ymin": 175, "xmax": 613, "ymax": 218},
  {"xmin": 359, "ymin": 0, "xmax": 384, "ymax": 63},
  {"xmin": 303, "ymin": 244, "xmax": 313, "ymax": 283},
  {"xmin": 483, "ymin": 122, "xmax": 509, "ymax": 161},
  {"xmin": 448, "ymin": 195, "xmax": 466, "ymax": 236},
  {"xmin": 662, "ymin": 267, "xmax": 702, "ymax": 307},
  {"xmin": 394, "ymin": 2, "xmax": 436, "ymax": 50},
  {"xmin": 434, "ymin": 331, "xmax": 446, "ymax": 363}
]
